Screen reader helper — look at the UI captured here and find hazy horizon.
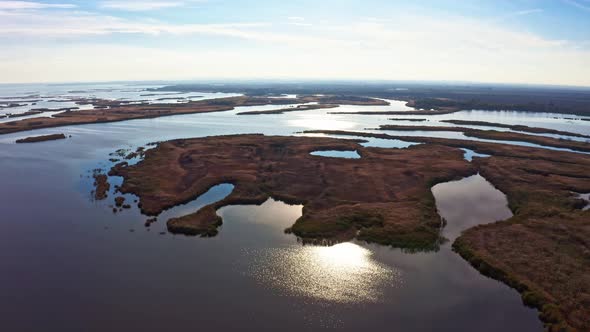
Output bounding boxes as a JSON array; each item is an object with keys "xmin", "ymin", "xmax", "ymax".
[
  {"xmin": 3, "ymin": 79, "xmax": 590, "ymax": 90},
  {"xmin": 2, "ymin": 0, "xmax": 590, "ymax": 86}
]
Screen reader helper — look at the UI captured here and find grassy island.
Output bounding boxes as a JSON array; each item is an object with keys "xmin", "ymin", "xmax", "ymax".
[
  {"xmin": 108, "ymin": 134, "xmax": 474, "ymax": 248},
  {"xmin": 15, "ymin": 133, "xmax": 67, "ymax": 143}
]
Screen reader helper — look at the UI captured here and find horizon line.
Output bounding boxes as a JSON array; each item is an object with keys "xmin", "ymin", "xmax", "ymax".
[{"xmin": 1, "ymin": 78, "xmax": 590, "ymax": 90}]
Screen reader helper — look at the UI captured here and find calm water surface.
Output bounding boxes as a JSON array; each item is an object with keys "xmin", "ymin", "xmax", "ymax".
[
  {"xmin": 310, "ymin": 150, "xmax": 361, "ymax": 159},
  {"xmin": 0, "ymin": 83, "xmax": 575, "ymax": 331},
  {"xmin": 461, "ymin": 148, "xmax": 491, "ymax": 162}
]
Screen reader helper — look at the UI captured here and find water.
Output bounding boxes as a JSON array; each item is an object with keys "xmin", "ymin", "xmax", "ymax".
[
  {"xmin": 365, "ymin": 128, "xmax": 590, "ymax": 154},
  {"xmin": 301, "ymin": 133, "xmax": 421, "ymax": 149},
  {"xmin": 461, "ymin": 148, "xmax": 491, "ymax": 162},
  {"xmin": 310, "ymin": 150, "xmax": 361, "ymax": 159},
  {"xmin": 156, "ymin": 183, "xmax": 235, "ymax": 221},
  {"xmin": 577, "ymin": 193, "xmax": 590, "ymax": 211},
  {"xmin": 0, "ymin": 83, "xmax": 241, "ymax": 122},
  {"xmin": 432, "ymin": 174, "xmax": 513, "ymax": 241},
  {"xmin": 0, "ymin": 82, "xmax": 578, "ymax": 331},
  {"xmin": 391, "ymin": 109, "xmax": 590, "ymax": 137}
]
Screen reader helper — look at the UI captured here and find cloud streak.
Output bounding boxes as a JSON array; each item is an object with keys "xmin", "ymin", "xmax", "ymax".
[
  {"xmin": 100, "ymin": 1, "xmax": 184, "ymax": 11},
  {"xmin": 0, "ymin": 8, "xmax": 268, "ymax": 37},
  {"xmin": 0, "ymin": 1, "xmax": 76, "ymax": 9},
  {"xmin": 562, "ymin": 0, "xmax": 590, "ymax": 12}
]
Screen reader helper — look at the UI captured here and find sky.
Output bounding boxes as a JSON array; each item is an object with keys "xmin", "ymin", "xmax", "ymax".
[{"xmin": 1, "ymin": 0, "xmax": 590, "ymax": 85}]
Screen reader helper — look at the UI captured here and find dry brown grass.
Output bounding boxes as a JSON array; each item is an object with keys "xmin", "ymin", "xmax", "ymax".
[{"xmin": 110, "ymin": 134, "xmax": 474, "ymax": 250}]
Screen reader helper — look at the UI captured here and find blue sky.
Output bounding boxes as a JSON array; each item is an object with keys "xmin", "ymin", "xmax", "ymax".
[{"xmin": 1, "ymin": 0, "xmax": 589, "ymax": 85}]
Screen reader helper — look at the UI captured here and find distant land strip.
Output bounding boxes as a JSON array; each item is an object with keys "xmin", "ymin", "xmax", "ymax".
[
  {"xmin": 237, "ymin": 104, "xmax": 338, "ymax": 115},
  {"xmin": 374, "ymin": 125, "xmax": 590, "ymax": 153},
  {"xmin": 155, "ymin": 83, "xmax": 590, "ymax": 116},
  {"xmin": 0, "ymin": 95, "xmax": 388, "ymax": 136},
  {"xmin": 15, "ymin": 133, "xmax": 67, "ymax": 143},
  {"xmin": 440, "ymin": 120, "xmax": 590, "ymax": 139}
]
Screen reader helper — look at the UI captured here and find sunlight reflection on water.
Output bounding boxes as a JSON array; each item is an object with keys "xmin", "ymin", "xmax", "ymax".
[
  {"xmin": 287, "ymin": 114, "xmax": 358, "ymax": 131},
  {"xmin": 247, "ymin": 242, "xmax": 399, "ymax": 303},
  {"xmin": 222, "ymin": 199, "xmax": 399, "ymax": 304}
]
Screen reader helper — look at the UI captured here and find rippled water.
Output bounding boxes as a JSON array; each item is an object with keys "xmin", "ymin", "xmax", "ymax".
[
  {"xmin": 0, "ymin": 82, "xmax": 581, "ymax": 331},
  {"xmin": 247, "ymin": 242, "xmax": 398, "ymax": 303},
  {"xmin": 221, "ymin": 200, "xmax": 397, "ymax": 304}
]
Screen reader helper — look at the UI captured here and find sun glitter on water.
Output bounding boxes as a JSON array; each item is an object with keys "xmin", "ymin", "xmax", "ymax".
[{"xmin": 248, "ymin": 242, "xmax": 400, "ymax": 303}]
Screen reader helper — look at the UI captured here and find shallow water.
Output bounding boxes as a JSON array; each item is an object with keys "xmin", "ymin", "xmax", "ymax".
[
  {"xmin": 391, "ymin": 109, "xmax": 590, "ymax": 137},
  {"xmin": 432, "ymin": 174, "xmax": 513, "ymax": 241},
  {"xmin": 461, "ymin": 148, "xmax": 491, "ymax": 162},
  {"xmin": 301, "ymin": 132, "xmax": 421, "ymax": 149},
  {"xmin": 157, "ymin": 183, "xmax": 235, "ymax": 221},
  {"xmin": 577, "ymin": 193, "xmax": 590, "ymax": 211},
  {"xmin": 0, "ymin": 82, "xmax": 579, "ymax": 331},
  {"xmin": 365, "ymin": 128, "xmax": 590, "ymax": 154},
  {"xmin": 0, "ymin": 83, "xmax": 241, "ymax": 122},
  {"xmin": 310, "ymin": 150, "xmax": 361, "ymax": 159}
]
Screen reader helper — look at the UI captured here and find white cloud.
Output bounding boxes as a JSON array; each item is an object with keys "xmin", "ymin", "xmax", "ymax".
[
  {"xmin": 0, "ymin": 9, "xmax": 268, "ymax": 36},
  {"xmin": 513, "ymin": 9, "xmax": 544, "ymax": 16},
  {"xmin": 0, "ymin": 5, "xmax": 588, "ymax": 85},
  {"xmin": 0, "ymin": 1, "xmax": 75, "ymax": 9},
  {"xmin": 286, "ymin": 16, "xmax": 311, "ymax": 26},
  {"xmin": 493, "ymin": 8, "xmax": 543, "ymax": 21},
  {"xmin": 100, "ymin": 1, "xmax": 186, "ymax": 11},
  {"xmin": 562, "ymin": 0, "xmax": 590, "ymax": 12}
]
